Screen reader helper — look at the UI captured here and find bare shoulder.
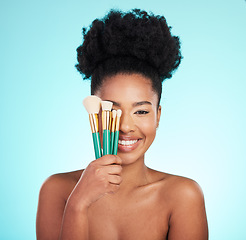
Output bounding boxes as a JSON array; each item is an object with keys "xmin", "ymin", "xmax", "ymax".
[
  {"xmin": 39, "ymin": 169, "xmax": 84, "ymax": 200},
  {"xmin": 148, "ymin": 169, "xmax": 205, "ymax": 205},
  {"xmin": 150, "ymin": 171, "xmax": 208, "ymax": 239},
  {"xmin": 165, "ymin": 173, "xmax": 204, "ymax": 201}
]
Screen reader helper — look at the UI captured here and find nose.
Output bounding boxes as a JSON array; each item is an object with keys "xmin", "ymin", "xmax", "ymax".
[{"xmin": 119, "ymin": 112, "xmax": 135, "ymax": 134}]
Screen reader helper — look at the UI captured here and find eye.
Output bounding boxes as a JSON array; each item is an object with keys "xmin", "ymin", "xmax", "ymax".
[{"xmin": 135, "ymin": 110, "xmax": 149, "ymax": 115}]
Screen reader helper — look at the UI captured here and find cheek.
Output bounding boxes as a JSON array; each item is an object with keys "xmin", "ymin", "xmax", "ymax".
[{"xmin": 137, "ymin": 116, "xmax": 157, "ymax": 138}]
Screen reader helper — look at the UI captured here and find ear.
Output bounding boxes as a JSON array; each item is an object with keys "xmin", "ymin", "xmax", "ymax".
[{"xmin": 156, "ymin": 105, "xmax": 161, "ymax": 128}]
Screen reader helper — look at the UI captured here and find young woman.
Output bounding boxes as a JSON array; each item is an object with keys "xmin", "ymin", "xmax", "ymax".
[{"xmin": 36, "ymin": 9, "xmax": 208, "ymax": 240}]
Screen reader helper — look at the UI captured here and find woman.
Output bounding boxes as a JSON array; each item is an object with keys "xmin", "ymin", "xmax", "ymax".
[{"xmin": 36, "ymin": 9, "xmax": 208, "ymax": 240}]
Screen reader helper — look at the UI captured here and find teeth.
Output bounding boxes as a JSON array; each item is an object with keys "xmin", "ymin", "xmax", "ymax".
[{"xmin": 118, "ymin": 139, "xmax": 138, "ymax": 146}]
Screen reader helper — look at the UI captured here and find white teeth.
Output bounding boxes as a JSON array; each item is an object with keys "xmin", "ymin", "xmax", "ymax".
[{"xmin": 118, "ymin": 139, "xmax": 138, "ymax": 146}]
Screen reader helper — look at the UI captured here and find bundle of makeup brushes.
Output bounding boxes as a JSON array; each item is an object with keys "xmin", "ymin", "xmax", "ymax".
[{"xmin": 83, "ymin": 95, "xmax": 122, "ymax": 159}]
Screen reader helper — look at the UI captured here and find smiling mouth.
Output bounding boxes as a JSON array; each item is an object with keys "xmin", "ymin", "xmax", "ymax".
[{"xmin": 118, "ymin": 139, "xmax": 139, "ymax": 146}]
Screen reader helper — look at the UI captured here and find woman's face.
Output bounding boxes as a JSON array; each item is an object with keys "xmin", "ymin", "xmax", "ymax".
[{"xmin": 96, "ymin": 73, "xmax": 161, "ymax": 165}]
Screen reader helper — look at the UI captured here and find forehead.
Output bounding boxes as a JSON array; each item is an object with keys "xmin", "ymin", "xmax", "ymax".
[{"xmin": 96, "ymin": 73, "xmax": 158, "ymax": 105}]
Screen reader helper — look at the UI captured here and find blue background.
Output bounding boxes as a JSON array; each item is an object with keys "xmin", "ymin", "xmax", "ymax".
[{"xmin": 0, "ymin": 0, "xmax": 245, "ymax": 239}]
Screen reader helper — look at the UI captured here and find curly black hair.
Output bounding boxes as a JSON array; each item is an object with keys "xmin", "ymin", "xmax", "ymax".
[{"xmin": 76, "ymin": 9, "xmax": 182, "ymax": 105}]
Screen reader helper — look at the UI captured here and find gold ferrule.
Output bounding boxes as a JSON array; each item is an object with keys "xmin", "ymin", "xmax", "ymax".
[
  {"xmin": 102, "ymin": 111, "xmax": 111, "ymax": 130},
  {"xmin": 89, "ymin": 113, "xmax": 99, "ymax": 133},
  {"xmin": 111, "ymin": 116, "xmax": 116, "ymax": 132},
  {"xmin": 115, "ymin": 116, "xmax": 121, "ymax": 131}
]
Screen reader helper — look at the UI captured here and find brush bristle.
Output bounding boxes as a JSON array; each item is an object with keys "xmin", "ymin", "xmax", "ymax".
[
  {"xmin": 101, "ymin": 101, "xmax": 113, "ymax": 111},
  {"xmin": 117, "ymin": 109, "xmax": 122, "ymax": 117},
  {"xmin": 112, "ymin": 110, "xmax": 117, "ymax": 118},
  {"xmin": 83, "ymin": 95, "xmax": 101, "ymax": 114}
]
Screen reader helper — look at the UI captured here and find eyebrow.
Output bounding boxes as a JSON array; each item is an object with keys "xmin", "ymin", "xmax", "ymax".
[{"xmin": 109, "ymin": 100, "xmax": 152, "ymax": 107}]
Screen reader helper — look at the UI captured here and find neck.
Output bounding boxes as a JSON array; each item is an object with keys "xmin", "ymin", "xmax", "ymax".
[{"xmin": 118, "ymin": 156, "xmax": 150, "ymax": 193}]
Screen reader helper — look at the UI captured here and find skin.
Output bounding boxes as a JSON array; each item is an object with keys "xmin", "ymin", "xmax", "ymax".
[{"xmin": 36, "ymin": 73, "xmax": 208, "ymax": 240}]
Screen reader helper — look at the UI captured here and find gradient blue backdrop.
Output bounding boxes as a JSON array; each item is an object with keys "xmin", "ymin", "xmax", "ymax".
[{"xmin": 1, "ymin": 0, "xmax": 245, "ymax": 239}]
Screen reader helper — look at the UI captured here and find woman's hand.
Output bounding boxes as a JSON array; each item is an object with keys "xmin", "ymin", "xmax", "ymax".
[{"xmin": 68, "ymin": 155, "xmax": 123, "ymax": 210}]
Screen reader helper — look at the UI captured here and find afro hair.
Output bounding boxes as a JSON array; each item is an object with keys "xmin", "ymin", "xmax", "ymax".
[{"xmin": 76, "ymin": 9, "xmax": 182, "ymax": 103}]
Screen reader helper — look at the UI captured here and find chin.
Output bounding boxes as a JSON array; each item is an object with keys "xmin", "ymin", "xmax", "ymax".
[{"xmin": 117, "ymin": 151, "xmax": 145, "ymax": 165}]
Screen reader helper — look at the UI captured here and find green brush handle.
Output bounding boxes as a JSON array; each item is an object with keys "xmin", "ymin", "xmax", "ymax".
[
  {"xmin": 113, "ymin": 130, "xmax": 119, "ymax": 155},
  {"xmin": 110, "ymin": 131, "xmax": 115, "ymax": 155},
  {"xmin": 92, "ymin": 132, "xmax": 102, "ymax": 159},
  {"xmin": 103, "ymin": 129, "xmax": 110, "ymax": 155}
]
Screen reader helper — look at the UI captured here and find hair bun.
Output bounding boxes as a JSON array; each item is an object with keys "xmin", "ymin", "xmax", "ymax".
[{"xmin": 76, "ymin": 9, "xmax": 182, "ymax": 81}]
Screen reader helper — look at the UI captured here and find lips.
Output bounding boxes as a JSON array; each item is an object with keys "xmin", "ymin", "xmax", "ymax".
[{"xmin": 117, "ymin": 137, "xmax": 141, "ymax": 152}]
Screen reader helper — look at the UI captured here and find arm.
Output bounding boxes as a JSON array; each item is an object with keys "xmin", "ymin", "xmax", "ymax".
[
  {"xmin": 36, "ymin": 174, "xmax": 69, "ymax": 240},
  {"xmin": 59, "ymin": 191, "xmax": 90, "ymax": 240},
  {"xmin": 167, "ymin": 179, "xmax": 208, "ymax": 240}
]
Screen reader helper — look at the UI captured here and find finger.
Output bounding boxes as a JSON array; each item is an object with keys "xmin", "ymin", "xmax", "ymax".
[
  {"xmin": 107, "ymin": 183, "xmax": 120, "ymax": 194},
  {"xmin": 96, "ymin": 155, "xmax": 122, "ymax": 166},
  {"xmin": 103, "ymin": 164, "xmax": 122, "ymax": 175},
  {"xmin": 108, "ymin": 175, "xmax": 122, "ymax": 185}
]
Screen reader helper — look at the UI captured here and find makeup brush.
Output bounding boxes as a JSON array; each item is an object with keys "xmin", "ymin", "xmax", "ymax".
[
  {"xmin": 101, "ymin": 101, "xmax": 113, "ymax": 155},
  {"xmin": 83, "ymin": 95, "xmax": 102, "ymax": 159},
  {"xmin": 110, "ymin": 110, "xmax": 117, "ymax": 154},
  {"xmin": 112, "ymin": 109, "xmax": 122, "ymax": 155}
]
